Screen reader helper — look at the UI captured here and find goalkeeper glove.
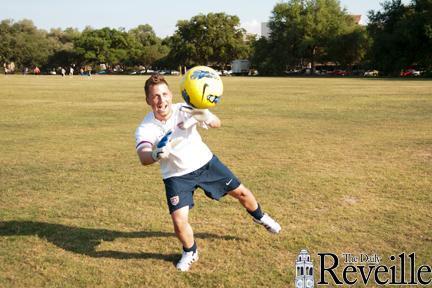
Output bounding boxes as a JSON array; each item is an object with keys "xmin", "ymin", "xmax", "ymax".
[
  {"xmin": 180, "ymin": 106, "xmax": 216, "ymax": 129},
  {"xmin": 151, "ymin": 131, "xmax": 183, "ymax": 161}
]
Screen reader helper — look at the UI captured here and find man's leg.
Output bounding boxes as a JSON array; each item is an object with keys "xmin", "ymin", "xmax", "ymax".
[
  {"xmin": 228, "ymin": 184, "xmax": 281, "ymax": 234},
  {"xmin": 171, "ymin": 206, "xmax": 194, "ymax": 249},
  {"xmin": 171, "ymin": 206, "xmax": 199, "ymax": 271},
  {"xmin": 228, "ymin": 184, "xmax": 258, "ymax": 212}
]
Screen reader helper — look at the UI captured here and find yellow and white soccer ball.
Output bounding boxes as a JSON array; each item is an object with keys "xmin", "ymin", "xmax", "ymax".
[{"xmin": 180, "ymin": 66, "xmax": 223, "ymax": 109}]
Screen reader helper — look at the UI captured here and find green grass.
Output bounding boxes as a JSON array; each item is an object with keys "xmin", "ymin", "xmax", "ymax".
[{"xmin": 0, "ymin": 75, "xmax": 431, "ymax": 287}]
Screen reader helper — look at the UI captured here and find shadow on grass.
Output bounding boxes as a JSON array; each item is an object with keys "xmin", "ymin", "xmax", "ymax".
[{"xmin": 0, "ymin": 220, "xmax": 242, "ymax": 263}]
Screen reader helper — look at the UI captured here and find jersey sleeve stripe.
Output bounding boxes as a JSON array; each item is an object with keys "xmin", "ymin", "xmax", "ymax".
[{"xmin": 136, "ymin": 140, "xmax": 153, "ymax": 150}]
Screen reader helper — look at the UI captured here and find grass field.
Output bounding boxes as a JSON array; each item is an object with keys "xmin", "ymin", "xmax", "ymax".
[{"xmin": 0, "ymin": 75, "xmax": 431, "ymax": 287}]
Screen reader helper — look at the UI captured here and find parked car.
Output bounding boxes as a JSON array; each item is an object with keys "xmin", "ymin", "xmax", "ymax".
[
  {"xmin": 328, "ymin": 69, "xmax": 349, "ymax": 76},
  {"xmin": 156, "ymin": 69, "xmax": 181, "ymax": 75},
  {"xmin": 352, "ymin": 69, "xmax": 365, "ymax": 76},
  {"xmin": 130, "ymin": 70, "xmax": 144, "ymax": 75},
  {"xmin": 96, "ymin": 70, "xmax": 110, "ymax": 75},
  {"xmin": 215, "ymin": 70, "xmax": 232, "ymax": 76},
  {"xmin": 401, "ymin": 69, "xmax": 421, "ymax": 77},
  {"xmin": 129, "ymin": 69, "xmax": 155, "ymax": 75},
  {"xmin": 364, "ymin": 70, "xmax": 379, "ymax": 77},
  {"xmin": 284, "ymin": 69, "xmax": 303, "ymax": 75}
]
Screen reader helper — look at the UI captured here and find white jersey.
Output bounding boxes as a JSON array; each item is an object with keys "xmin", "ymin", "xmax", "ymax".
[{"xmin": 135, "ymin": 103, "xmax": 213, "ymax": 179}]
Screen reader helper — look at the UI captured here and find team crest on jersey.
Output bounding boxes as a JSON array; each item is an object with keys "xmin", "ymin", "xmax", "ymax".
[{"xmin": 170, "ymin": 196, "xmax": 179, "ymax": 206}]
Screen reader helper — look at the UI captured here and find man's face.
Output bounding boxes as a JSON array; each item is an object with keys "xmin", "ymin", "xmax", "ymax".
[{"xmin": 147, "ymin": 83, "xmax": 173, "ymax": 120}]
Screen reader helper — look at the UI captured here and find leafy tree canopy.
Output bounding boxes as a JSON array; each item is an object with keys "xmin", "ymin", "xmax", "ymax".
[{"xmin": 167, "ymin": 12, "xmax": 249, "ymax": 68}]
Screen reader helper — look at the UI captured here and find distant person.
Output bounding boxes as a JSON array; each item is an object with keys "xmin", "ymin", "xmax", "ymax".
[
  {"xmin": 61, "ymin": 67, "xmax": 66, "ymax": 77},
  {"xmin": 69, "ymin": 67, "xmax": 74, "ymax": 76},
  {"xmin": 9, "ymin": 62, "xmax": 15, "ymax": 74},
  {"xmin": 33, "ymin": 66, "xmax": 40, "ymax": 75}
]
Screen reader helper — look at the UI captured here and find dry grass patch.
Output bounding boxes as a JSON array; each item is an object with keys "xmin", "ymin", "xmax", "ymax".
[{"xmin": 1, "ymin": 75, "xmax": 431, "ymax": 287}]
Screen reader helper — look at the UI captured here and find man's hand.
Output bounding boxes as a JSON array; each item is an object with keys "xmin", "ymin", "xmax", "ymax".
[
  {"xmin": 179, "ymin": 106, "xmax": 219, "ymax": 129},
  {"xmin": 180, "ymin": 106, "xmax": 213, "ymax": 122},
  {"xmin": 152, "ymin": 131, "xmax": 183, "ymax": 161}
]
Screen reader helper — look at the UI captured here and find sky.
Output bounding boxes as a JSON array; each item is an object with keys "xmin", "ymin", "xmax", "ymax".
[{"xmin": 1, "ymin": 0, "xmax": 411, "ymax": 37}]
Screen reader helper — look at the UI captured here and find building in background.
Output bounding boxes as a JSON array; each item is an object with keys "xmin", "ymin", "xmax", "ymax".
[{"xmin": 261, "ymin": 22, "xmax": 270, "ymax": 39}]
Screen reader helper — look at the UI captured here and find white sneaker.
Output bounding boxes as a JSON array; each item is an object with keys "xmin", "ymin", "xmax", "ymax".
[
  {"xmin": 176, "ymin": 250, "xmax": 199, "ymax": 272},
  {"xmin": 253, "ymin": 213, "xmax": 281, "ymax": 234}
]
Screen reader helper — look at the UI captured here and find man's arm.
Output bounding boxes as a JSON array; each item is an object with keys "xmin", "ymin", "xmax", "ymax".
[
  {"xmin": 137, "ymin": 147, "xmax": 156, "ymax": 165},
  {"xmin": 136, "ymin": 130, "xmax": 181, "ymax": 165},
  {"xmin": 206, "ymin": 113, "xmax": 221, "ymax": 128},
  {"xmin": 179, "ymin": 106, "xmax": 221, "ymax": 129}
]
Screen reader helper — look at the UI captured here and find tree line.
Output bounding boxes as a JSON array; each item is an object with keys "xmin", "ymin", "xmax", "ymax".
[{"xmin": 0, "ymin": 0, "xmax": 431, "ymax": 76}]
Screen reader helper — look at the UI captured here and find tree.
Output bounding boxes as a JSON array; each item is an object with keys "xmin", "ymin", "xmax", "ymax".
[
  {"xmin": 368, "ymin": 0, "xmax": 414, "ymax": 75},
  {"xmin": 164, "ymin": 33, "xmax": 196, "ymax": 68},
  {"xmin": 73, "ymin": 27, "xmax": 134, "ymax": 67},
  {"xmin": 412, "ymin": 0, "xmax": 432, "ymax": 70},
  {"xmin": 46, "ymin": 27, "xmax": 81, "ymax": 69},
  {"xmin": 0, "ymin": 19, "xmax": 56, "ymax": 69},
  {"xmin": 265, "ymin": 0, "xmax": 305, "ymax": 73},
  {"xmin": 301, "ymin": 0, "xmax": 356, "ymax": 71},
  {"xmin": 128, "ymin": 25, "xmax": 169, "ymax": 71},
  {"xmin": 251, "ymin": 37, "xmax": 281, "ymax": 75},
  {"xmin": 368, "ymin": 0, "xmax": 432, "ymax": 74},
  {"xmin": 0, "ymin": 19, "xmax": 16, "ymax": 65},
  {"xmin": 257, "ymin": 0, "xmax": 362, "ymax": 75},
  {"xmin": 167, "ymin": 13, "xmax": 249, "ymax": 70},
  {"xmin": 327, "ymin": 26, "xmax": 370, "ymax": 67}
]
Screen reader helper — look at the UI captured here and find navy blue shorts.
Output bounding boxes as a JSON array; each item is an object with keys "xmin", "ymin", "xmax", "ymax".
[{"xmin": 163, "ymin": 155, "xmax": 241, "ymax": 214}]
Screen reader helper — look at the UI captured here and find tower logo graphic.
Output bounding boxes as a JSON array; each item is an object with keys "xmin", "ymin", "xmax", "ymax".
[{"xmin": 295, "ymin": 249, "xmax": 314, "ymax": 288}]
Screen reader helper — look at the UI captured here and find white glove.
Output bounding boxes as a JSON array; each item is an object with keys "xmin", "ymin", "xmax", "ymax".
[
  {"xmin": 152, "ymin": 131, "xmax": 183, "ymax": 161},
  {"xmin": 179, "ymin": 106, "xmax": 216, "ymax": 129}
]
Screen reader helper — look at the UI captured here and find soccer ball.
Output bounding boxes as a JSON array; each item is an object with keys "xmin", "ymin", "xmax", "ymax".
[{"xmin": 180, "ymin": 66, "xmax": 223, "ymax": 109}]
